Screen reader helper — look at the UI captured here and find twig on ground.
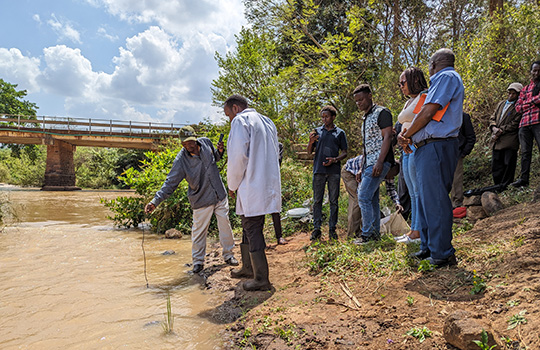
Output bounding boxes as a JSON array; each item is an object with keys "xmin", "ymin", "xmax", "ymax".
[{"xmin": 340, "ymin": 282, "xmax": 362, "ymax": 309}]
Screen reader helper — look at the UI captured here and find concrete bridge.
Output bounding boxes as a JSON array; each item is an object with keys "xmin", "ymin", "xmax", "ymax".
[{"xmin": 0, "ymin": 114, "xmax": 186, "ymax": 190}]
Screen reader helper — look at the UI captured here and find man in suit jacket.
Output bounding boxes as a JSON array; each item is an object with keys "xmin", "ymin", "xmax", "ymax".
[{"xmin": 489, "ymin": 82, "xmax": 523, "ymax": 187}]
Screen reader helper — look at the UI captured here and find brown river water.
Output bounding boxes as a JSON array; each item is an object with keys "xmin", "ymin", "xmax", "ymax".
[{"xmin": 0, "ymin": 185, "xmax": 222, "ymax": 349}]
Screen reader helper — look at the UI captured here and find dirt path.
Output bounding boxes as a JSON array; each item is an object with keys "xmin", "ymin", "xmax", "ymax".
[{"xmin": 200, "ymin": 201, "xmax": 540, "ymax": 349}]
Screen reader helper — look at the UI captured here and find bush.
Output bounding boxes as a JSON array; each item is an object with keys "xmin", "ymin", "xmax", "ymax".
[{"xmin": 0, "ymin": 146, "xmax": 45, "ymax": 187}]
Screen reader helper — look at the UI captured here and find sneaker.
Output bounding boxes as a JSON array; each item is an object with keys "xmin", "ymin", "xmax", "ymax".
[
  {"xmin": 393, "ymin": 234, "xmax": 408, "ymax": 241},
  {"xmin": 225, "ymin": 257, "xmax": 239, "ymax": 266},
  {"xmin": 395, "ymin": 235, "xmax": 421, "ymax": 244},
  {"xmin": 310, "ymin": 229, "xmax": 322, "ymax": 241},
  {"xmin": 192, "ymin": 264, "xmax": 204, "ymax": 274}
]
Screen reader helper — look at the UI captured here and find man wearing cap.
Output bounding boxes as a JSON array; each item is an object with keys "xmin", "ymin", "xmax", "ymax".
[
  {"xmin": 512, "ymin": 61, "xmax": 540, "ymax": 188},
  {"xmin": 489, "ymin": 83, "xmax": 523, "ymax": 188},
  {"xmin": 145, "ymin": 126, "xmax": 238, "ymax": 274}
]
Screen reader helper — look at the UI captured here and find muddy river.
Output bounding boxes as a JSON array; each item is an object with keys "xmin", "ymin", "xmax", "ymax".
[{"xmin": 0, "ymin": 186, "xmax": 222, "ymax": 349}]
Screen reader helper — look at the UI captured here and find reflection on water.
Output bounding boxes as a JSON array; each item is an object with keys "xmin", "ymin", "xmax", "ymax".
[{"xmin": 0, "ymin": 185, "xmax": 221, "ymax": 349}]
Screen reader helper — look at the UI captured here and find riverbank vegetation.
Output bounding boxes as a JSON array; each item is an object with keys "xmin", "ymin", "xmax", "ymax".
[{"xmin": 0, "ymin": 145, "xmax": 147, "ymax": 189}]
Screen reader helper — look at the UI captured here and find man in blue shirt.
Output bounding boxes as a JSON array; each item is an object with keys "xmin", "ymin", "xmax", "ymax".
[
  {"xmin": 307, "ymin": 106, "xmax": 348, "ymax": 241},
  {"xmin": 398, "ymin": 48, "xmax": 464, "ymax": 267}
]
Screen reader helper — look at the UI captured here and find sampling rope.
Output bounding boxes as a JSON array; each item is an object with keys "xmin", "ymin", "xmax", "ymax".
[{"xmin": 142, "ymin": 221, "xmax": 149, "ymax": 288}]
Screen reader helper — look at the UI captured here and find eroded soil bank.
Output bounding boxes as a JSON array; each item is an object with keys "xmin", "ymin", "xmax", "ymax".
[{"xmin": 199, "ymin": 201, "xmax": 540, "ymax": 349}]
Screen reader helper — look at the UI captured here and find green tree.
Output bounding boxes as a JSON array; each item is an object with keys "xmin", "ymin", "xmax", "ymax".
[
  {"xmin": 0, "ymin": 79, "xmax": 37, "ymax": 116},
  {"xmin": 0, "ymin": 79, "xmax": 39, "ymax": 158}
]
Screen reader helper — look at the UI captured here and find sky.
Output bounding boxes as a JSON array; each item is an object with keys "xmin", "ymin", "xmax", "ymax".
[{"xmin": 0, "ymin": 0, "xmax": 247, "ymax": 125}]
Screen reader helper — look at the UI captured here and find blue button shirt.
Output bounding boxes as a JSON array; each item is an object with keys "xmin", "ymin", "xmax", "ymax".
[{"xmin": 412, "ymin": 67, "xmax": 464, "ymax": 143}]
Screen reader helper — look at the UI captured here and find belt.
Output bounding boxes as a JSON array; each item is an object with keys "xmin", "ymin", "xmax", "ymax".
[{"xmin": 414, "ymin": 137, "xmax": 457, "ymax": 149}]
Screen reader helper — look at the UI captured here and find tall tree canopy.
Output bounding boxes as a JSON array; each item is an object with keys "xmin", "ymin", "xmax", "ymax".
[{"xmin": 212, "ymin": 0, "xmax": 540, "ymax": 155}]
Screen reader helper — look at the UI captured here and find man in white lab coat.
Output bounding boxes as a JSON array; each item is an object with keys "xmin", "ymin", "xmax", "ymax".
[{"xmin": 224, "ymin": 94, "xmax": 281, "ymax": 291}]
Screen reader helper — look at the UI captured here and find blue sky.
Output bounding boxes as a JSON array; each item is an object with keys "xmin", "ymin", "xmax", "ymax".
[{"xmin": 0, "ymin": 0, "xmax": 246, "ymax": 125}]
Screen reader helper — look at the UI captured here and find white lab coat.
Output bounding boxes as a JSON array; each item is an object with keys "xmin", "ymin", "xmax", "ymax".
[{"xmin": 227, "ymin": 108, "xmax": 282, "ymax": 217}]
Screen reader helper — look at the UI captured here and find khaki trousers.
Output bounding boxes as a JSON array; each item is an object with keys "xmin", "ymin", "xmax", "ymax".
[
  {"xmin": 191, "ymin": 197, "xmax": 235, "ymax": 265},
  {"xmin": 341, "ymin": 166, "xmax": 362, "ymax": 238}
]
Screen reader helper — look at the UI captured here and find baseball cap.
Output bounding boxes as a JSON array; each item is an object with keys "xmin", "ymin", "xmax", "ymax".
[
  {"xmin": 507, "ymin": 82, "xmax": 523, "ymax": 93},
  {"xmin": 180, "ymin": 126, "xmax": 197, "ymax": 142}
]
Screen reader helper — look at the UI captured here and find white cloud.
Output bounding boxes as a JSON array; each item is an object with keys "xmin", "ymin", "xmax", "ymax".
[
  {"xmin": 47, "ymin": 14, "xmax": 82, "ymax": 44},
  {"xmin": 3, "ymin": 1, "xmax": 246, "ymax": 125},
  {"xmin": 87, "ymin": 0, "xmax": 245, "ymax": 41},
  {"xmin": 39, "ymin": 45, "xmax": 96, "ymax": 96},
  {"xmin": 0, "ymin": 48, "xmax": 41, "ymax": 93},
  {"xmin": 97, "ymin": 27, "xmax": 119, "ymax": 41},
  {"xmin": 32, "ymin": 14, "xmax": 42, "ymax": 24}
]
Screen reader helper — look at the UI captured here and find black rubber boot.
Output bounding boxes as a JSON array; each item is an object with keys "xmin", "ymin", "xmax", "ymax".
[
  {"xmin": 231, "ymin": 244, "xmax": 253, "ymax": 278},
  {"xmin": 243, "ymin": 250, "xmax": 272, "ymax": 291}
]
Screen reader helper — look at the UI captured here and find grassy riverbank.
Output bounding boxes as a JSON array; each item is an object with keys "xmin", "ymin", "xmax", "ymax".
[{"xmin": 199, "ymin": 186, "xmax": 540, "ymax": 350}]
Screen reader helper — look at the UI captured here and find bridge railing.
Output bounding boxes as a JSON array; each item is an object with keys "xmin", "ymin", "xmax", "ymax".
[{"xmin": 0, "ymin": 114, "xmax": 188, "ymax": 138}]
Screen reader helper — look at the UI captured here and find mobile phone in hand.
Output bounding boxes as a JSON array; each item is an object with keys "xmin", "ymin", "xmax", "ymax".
[{"xmin": 218, "ymin": 133, "xmax": 224, "ymax": 143}]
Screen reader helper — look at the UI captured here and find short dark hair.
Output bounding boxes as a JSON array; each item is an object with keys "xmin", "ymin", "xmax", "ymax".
[
  {"xmin": 431, "ymin": 48, "xmax": 455, "ymax": 68},
  {"xmin": 320, "ymin": 105, "xmax": 337, "ymax": 117},
  {"xmin": 403, "ymin": 67, "xmax": 428, "ymax": 95},
  {"xmin": 224, "ymin": 94, "xmax": 248, "ymax": 110},
  {"xmin": 353, "ymin": 84, "xmax": 372, "ymax": 95},
  {"xmin": 530, "ymin": 60, "xmax": 540, "ymax": 70}
]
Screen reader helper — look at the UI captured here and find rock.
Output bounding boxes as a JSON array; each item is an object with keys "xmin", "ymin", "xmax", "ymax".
[
  {"xmin": 412, "ymin": 317, "xmax": 428, "ymax": 324},
  {"xmin": 161, "ymin": 250, "xmax": 175, "ymax": 255},
  {"xmin": 444, "ymin": 310, "xmax": 497, "ymax": 350},
  {"xmin": 533, "ymin": 185, "xmax": 540, "ymax": 202},
  {"xmin": 165, "ymin": 228, "xmax": 183, "ymax": 239},
  {"xmin": 481, "ymin": 192, "xmax": 504, "ymax": 216},
  {"xmin": 464, "ymin": 195, "xmax": 482, "ymax": 207},
  {"xmin": 467, "ymin": 206, "xmax": 487, "ymax": 221}
]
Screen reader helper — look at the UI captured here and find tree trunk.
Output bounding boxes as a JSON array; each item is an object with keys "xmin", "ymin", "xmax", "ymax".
[{"xmin": 392, "ymin": 0, "xmax": 401, "ymax": 69}]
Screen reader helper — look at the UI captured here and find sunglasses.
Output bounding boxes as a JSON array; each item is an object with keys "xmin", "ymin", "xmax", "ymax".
[{"xmin": 398, "ymin": 80, "xmax": 407, "ymax": 87}]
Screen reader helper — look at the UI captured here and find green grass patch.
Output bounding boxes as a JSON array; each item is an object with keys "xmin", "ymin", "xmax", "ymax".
[{"xmin": 305, "ymin": 235, "xmax": 414, "ymax": 277}]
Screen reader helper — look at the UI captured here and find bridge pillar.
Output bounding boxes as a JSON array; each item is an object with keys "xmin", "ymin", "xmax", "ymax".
[{"xmin": 42, "ymin": 139, "xmax": 81, "ymax": 191}]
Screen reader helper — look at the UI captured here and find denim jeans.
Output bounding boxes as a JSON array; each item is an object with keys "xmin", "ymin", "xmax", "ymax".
[
  {"xmin": 401, "ymin": 151, "xmax": 420, "ymax": 231},
  {"xmin": 312, "ymin": 173, "xmax": 341, "ymax": 231},
  {"xmin": 518, "ymin": 123, "xmax": 540, "ymax": 182},
  {"xmin": 357, "ymin": 162, "xmax": 391, "ymax": 239}
]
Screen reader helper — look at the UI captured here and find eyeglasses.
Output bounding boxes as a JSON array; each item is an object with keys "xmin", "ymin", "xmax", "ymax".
[{"xmin": 398, "ymin": 80, "xmax": 407, "ymax": 87}]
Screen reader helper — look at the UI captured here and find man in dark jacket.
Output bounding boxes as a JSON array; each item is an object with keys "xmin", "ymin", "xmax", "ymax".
[
  {"xmin": 451, "ymin": 112, "xmax": 476, "ymax": 209},
  {"xmin": 489, "ymin": 83, "xmax": 523, "ymax": 187}
]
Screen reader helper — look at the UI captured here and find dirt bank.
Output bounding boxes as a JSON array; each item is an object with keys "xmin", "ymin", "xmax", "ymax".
[{"xmin": 200, "ymin": 201, "xmax": 540, "ymax": 349}]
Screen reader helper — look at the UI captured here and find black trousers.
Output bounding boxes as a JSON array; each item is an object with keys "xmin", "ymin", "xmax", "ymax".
[
  {"xmin": 518, "ymin": 123, "xmax": 540, "ymax": 182},
  {"xmin": 240, "ymin": 215, "xmax": 266, "ymax": 252},
  {"xmin": 271, "ymin": 212, "xmax": 282, "ymax": 240},
  {"xmin": 397, "ymin": 164, "xmax": 411, "ymax": 220},
  {"xmin": 492, "ymin": 148, "xmax": 518, "ymax": 186}
]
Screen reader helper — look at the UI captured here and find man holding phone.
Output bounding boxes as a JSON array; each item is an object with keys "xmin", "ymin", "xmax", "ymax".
[
  {"xmin": 307, "ymin": 105, "xmax": 348, "ymax": 241},
  {"xmin": 145, "ymin": 126, "xmax": 238, "ymax": 274}
]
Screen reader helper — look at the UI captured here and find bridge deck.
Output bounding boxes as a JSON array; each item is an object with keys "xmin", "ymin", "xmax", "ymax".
[{"xmin": 0, "ymin": 114, "xmax": 187, "ymax": 149}]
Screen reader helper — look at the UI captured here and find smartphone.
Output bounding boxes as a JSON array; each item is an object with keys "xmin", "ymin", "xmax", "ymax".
[{"xmin": 218, "ymin": 133, "xmax": 224, "ymax": 143}]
